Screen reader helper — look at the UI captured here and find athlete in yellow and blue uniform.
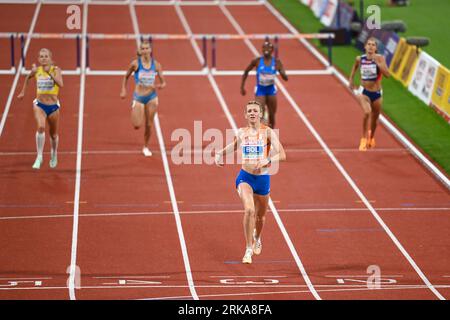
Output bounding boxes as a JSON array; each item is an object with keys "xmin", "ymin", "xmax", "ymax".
[
  {"xmin": 18, "ymin": 48, "xmax": 63, "ymax": 169},
  {"xmin": 240, "ymin": 41, "xmax": 288, "ymax": 128},
  {"xmin": 349, "ymin": 37, "xmax": 390, "ymax": 151},
  {"xmin": 34, "ymin": 65, "xmax": 61, "ymax": 115},
  {"xmin": 215, "ymin": 100, "xmax": 286, "ymax": 264},
  {"xmin": 121, "ymin": 40, "xmax": 166, "ymax": 157}
]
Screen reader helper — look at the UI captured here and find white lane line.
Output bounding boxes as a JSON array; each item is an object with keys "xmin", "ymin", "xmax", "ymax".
[
  {"xmin": 0, "ymin": 277, "xmax": 53, "ymax": 280},
  {"xmin": 93, "ymin": 276, "xmax": 171, "ymax": 279},
  {"xmin": 68, "ymin": 0, "xmax": 88, "ymax": 301},
  {"xmin": 0, "ymin": 285, "xmax": 450, "ymax": 300},
  {"xmin": 220, "ymin": 4, "xmax": 446, "ymax": 301},
  {"xmin": 209, "ymin": 276, "xmax": 288, "ymax": 278},
  {"xmin": 1, "ymin": 207, "xmax": 449, "ymax": 221},
  {"xmin": 0, "ymin": 147, "xmax": 408, "ymax": 156},
  {"xmin": 140, "ymin": 283, "xmax": 450, "ymax": 300},
  {"xmin": 325, "ymin": 275, "xmax": 404, "ymax": 278},
  {"xmin": 0, "ymin": 0, "xmax": 265, "ymax": 5},
  {"xmin": 173, "ymin": 2, "xmax": 206, "ymax": 67},
  {"xmin": 0, "ymin": 2, "xmax": 41, "ymax": 137},
  {"xmin": 129, "ymin": 0, "xmax": 199, "ymax": 300}
]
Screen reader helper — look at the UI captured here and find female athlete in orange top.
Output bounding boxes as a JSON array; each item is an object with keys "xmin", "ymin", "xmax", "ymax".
[{"xmin": 215, "ymin": 100, "xmax": 286, "ymax": 264}]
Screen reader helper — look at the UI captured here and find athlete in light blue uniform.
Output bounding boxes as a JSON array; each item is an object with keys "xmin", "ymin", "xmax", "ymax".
[
  {"xmin": 349, "ymin": 37, "xmax": 390, "ymax": 151},
  {"xmin": 121, "ymin": 40, "xmax": 166, "ymax": 156},
  {"xmin": 215, "ymin": 100, "xmax": 286, "ymax": 264},
  {"xmin": 241, "ymin": 41, "xmax": 288, "ymax": 128}
]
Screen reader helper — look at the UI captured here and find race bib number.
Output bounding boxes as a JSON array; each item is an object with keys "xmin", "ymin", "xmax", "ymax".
[
  {"xmin": 37, "ymin": 77, "xmax": 55, "ymax": 91},
  {"xmin": 242, "ymin": 144, "xmax": 264, "ymax": 160},
  {"xmin": 139, "ymin": 70, "xmax": 157, "ymax": 87},
  {"xmin": 361, "ymin": 63, "xmax": 377, "ymax": 80},
  {"xmin": 259, "ymin": 73, "xmax": 276, "ymax": 86}
]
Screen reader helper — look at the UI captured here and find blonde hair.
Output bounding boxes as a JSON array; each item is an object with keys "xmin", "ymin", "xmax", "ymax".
[
  {"xmin": 246, "ymin": 100, "xmax": 263, "ymax": 114},
  {"xmin": 39, "ymin": 48, "xmax": 54, "ymax": 65}
]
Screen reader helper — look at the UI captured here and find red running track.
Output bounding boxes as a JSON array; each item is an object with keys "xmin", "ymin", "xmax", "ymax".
[{"xmin": 0, "ymin": 1, "xmax": 448, "ymax": 300}]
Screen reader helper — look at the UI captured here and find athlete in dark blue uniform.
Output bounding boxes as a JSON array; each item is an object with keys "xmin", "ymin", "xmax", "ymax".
[
  {"xmin": 240, "ymin": 41, "xmax": 288, "ymax": 129},
  {"xmin": 349, "ymin": 37, "xmax": 390, "ymax": 151}
]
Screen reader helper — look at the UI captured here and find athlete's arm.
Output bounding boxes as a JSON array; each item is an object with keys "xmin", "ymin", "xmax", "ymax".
[
  {"xmin": 375, "ymin": 54, "xmax": 390, "ymax": 78},
  {"xmin": 348, "ymin": 56, "xmax": 361, "ymax": 90},
  {"xmin": 215, "ymin": 131, "xmax": 240, "ymax": 167},
  {"xmin": 240, "ymin": 58, "xmax": 259, "ymax": 96},
  {"xmin": 17, "ymin": 64, "xmax": 37, "ymax": 99},
  {"xmin": 276, "ymin": 59, "xmax": 288, "ymax": 81},
  {"xmin": 120, "ymin": 59, "xmax": 137, "ymax": 99},
  {"xmin": 257, "ymin": 128, "xmax": 286, "ymax": 169},
  {"xmin": 155, "ymin": 61, "xmax": 166, "ymax": 89},
  {"xmin": 47, "ymin": 66, "xmax": 64, "ymax": 88}
]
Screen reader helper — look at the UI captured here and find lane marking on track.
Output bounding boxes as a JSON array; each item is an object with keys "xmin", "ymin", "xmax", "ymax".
[
  {"xmin": 316, "ymin": 228, "xmax": 382, "ymax": 233},
  {"xmin": 129, "ymin": 0, "xmax": 199, "ymax": 301},
  {"xmin": 219, "ymin": 279, "xmax": 280, "ymax": 285},
  {"xmin": 93, "ymin": 276, "xmax": 171, "ymax": 279},
  {"xmin": 0, "ymin": 283, "xmax": 450, "ymax": 300},
  {"xmin": 139, "ymin": 283, "xmax": 450, "ymax": 300},
  {"xmin": 209, "ymin": 276, "xmax": 288, "ymax": 278},
  {"xmin": 67, "ymin": 0, "xmax": 88, "ymax": 301},
  {"xmin": 0, "ymin": 277, "xmax": 53, "ymax": 280},
  {"xmin": 224, "ymin": 259, "xmax": 293, "ymax": 264},
  {"xmin": 1, "ymin": 207, "xmax": 449, "ymax": 221},
  {"xmin": 326, "ymin": 275, "xmax": 404, "ymax": 278},
  {"xmin": 0, "ymin": 147, "xmax": 408, "ymax": 157},
  {"xmin": 0, "ymin": 1, "xmax": 267, "ymax": 6}
]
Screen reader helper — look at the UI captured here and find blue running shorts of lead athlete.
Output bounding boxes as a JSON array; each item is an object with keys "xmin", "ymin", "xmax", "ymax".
[
  {"xmin": 255, "ymin": 84, "xmax": 277, "ymax": 96},
  {"xmin": 235, "ymin": 169, "xmax": 270, "ymax": 196},
  {"xmin": 133, "ymin": 91, "xmax": 157, "ymax": 105},
  {"xmin": 33, "ymin": 99, "xmax": 60, "ymax": 116},
  {"xmin": 362, "ymin": 88, "xmax": 382, "ymax": 102}
]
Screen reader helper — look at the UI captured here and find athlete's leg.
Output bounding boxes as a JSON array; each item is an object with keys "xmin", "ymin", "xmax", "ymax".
[
  {"xmin": 368, "ymin": 97, "xmax": 382, "ymax": 148},
  {"xmin": 131, "ymin": 100, "xmax": 145, "ymax": 129},
  {"xmin": 253, "ymin": 193, "xmax": 268, "ymax": 240},
  {"xmin": 237, "ymin": 182, "xmax": 256, "ymax": 263},
  {"xmin": 32, "ymin": 104, "xmax": 47, "ymax": 169},
  {"xmin": 143, "ymin": 97, "xmax": 158, "ymax": 149},
  {"xmin": 253, "ymin": 193, "xmax": 269, "ymax": 255},
  {"xmin": 356, "ymin": 93, "xmax": 372, "ymax": 151},
  {"xmin": 47, "ymin": 109, "xmax": 60, "ymax": 168},
  {"xmin": 265, "ymin": 95, "xmax": 277, "ymax": 128}
]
